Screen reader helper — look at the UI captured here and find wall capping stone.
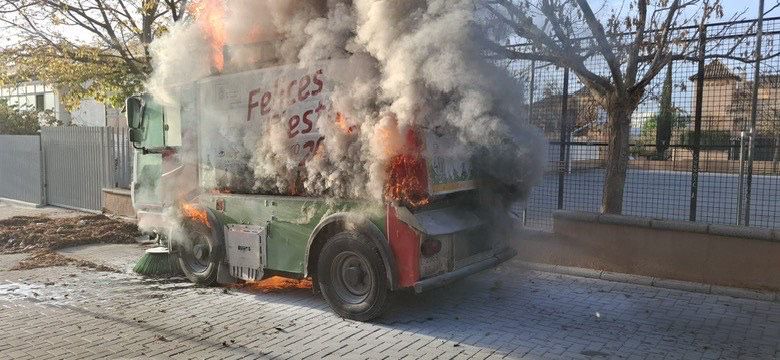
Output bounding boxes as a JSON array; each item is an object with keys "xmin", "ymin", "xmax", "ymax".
[
  {"xmin": 553, "ymin": 210, "xmax": 778, "ymax": 243},
  {"xmin": 101, "ymin": 187, "xmax": 131, "ymax": 196}
]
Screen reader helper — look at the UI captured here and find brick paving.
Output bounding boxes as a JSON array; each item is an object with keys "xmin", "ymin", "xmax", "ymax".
[{"xmin": 0, "ymin": 253, "xmax": 778, "ymax": 359}]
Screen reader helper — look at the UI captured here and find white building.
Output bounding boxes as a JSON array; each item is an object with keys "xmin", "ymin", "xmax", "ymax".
[
  {"xmin": 0, "ymin": 81, "xmax": 123, "ymax": 127},
  {"xmin": 630, "ymin": 111, "xmax": 656, "ymax": 139}
]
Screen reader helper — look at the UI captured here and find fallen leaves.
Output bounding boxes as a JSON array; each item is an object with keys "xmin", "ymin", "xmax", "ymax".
[
  {"xmin": 11, "ymin": 249, "xmax": 120, "ymax": 272},
  {"xmin": 0, "ymin": 214, "xmax": 138, "ymax": 254}
]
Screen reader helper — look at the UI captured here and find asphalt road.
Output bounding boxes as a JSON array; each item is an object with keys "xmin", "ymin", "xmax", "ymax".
[{"xmin": 522, "ymin": 169, "xmax": 780, "ymax": 230}]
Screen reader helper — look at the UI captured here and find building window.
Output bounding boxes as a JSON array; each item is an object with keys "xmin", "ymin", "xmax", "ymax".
[{"xmin": 35, "ymin": 94, "xmax": 45, "ymax": 111}]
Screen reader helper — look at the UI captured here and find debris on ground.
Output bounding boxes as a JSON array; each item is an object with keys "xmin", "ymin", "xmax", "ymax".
[
  {"xmin": 0, "ymin": 214, "xmax": 138, "ymax": 254},
  {"xmin": 235, "ymin": 276, "xmax": 313, "ymax": 293},
  {"xmin": 154, "ymin": 335, "xmax": 171, "ymax": 342},
  {"xmin": 11, "ymin": 250, "xmax": 120, "ymax": 272}
]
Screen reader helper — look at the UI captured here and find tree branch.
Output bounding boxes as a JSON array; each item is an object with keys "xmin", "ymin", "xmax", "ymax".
[
  {"xmin": 573, "ymin": 0, "xmax": 624, "ymax": 90},
  {"xmin": 625, "ymin": 0, "xmax": 648, "ymax": 87}
]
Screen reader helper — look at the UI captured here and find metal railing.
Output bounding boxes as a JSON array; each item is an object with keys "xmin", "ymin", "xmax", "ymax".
[{"xmin": 509, "ymin": 16, "xmax": 780, "ymax": 231}]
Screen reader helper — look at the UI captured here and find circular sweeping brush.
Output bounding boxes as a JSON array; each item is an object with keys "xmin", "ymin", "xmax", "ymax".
[{"xmin": 133, "ymin": 246, "xmax": 180, "ymax": 276}]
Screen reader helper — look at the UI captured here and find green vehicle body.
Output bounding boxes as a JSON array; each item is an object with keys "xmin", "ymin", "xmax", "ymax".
[
  {"xmin": 206, "ymin": 194, "xmax": 385, "ymax": 275},
  {"xmin": 129, "ymin": 92, "xmax": 391, "ymax": 281},
  {"xmin": 127, "ymin": 62, "xmax": 513, "ymax": 298}
]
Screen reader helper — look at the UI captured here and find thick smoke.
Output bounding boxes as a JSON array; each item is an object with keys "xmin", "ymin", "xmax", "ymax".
[{"xmin": 147, "ymin": 0, "xmax": 545, "ymax": 215}]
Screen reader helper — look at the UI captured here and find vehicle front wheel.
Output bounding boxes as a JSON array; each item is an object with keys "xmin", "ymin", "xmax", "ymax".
[
  {"xmin": 175, "ymin": 220, "xmax": 222, "ymax": 286},
  {"xmin": 317, "ymin": 231, "xmax": 390, "ymax": 321}
]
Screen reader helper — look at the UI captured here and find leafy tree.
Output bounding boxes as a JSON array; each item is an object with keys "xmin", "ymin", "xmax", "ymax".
[
  {"xmin": 635, "ymin": 110, "xmax": 689, "ymax": 158},
  {"xmin": 0, "ymin": 0, "xmax": 189, "ymax": 109},
  {"xmin": 481, "ymin": 0, "xmax": 778, "ymax": 214},
  {"xmin": 0, "ymin": 102, "xmax": 59, "ymax": 135},
  {"xmin": 655, "ymin": 62, "xmax": 674, "ymax": 159}
]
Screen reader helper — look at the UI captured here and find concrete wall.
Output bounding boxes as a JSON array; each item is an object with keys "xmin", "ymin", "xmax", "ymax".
[
  {"xmin": 102, "ymin": 188, "xmax": 135, "ymax": 218},
  {"xmin": 69, "ymin": 99, "xmax": 107, "ymax": 127},
  {"xmin": 516, "ymin": 211, "xmax": 780, "ymax": 291}
]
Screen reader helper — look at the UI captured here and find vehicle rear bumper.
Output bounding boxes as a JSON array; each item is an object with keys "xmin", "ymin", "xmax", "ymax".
[{"xmin": 412, "ymin": 247, "xmax": 516, "ymax": 293}]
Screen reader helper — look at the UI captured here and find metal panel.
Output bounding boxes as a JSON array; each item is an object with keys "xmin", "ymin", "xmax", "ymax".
[
  {"xmin": 0, "ymin": 135, "xmax": 44, "ymax": 204},
  {"xmin": 41, "ymin": 127, "xmax": 132, "ymax": 211},
  {"xmin": 224, "ymin": 224, "xmax": 266, "ymax": 281}
]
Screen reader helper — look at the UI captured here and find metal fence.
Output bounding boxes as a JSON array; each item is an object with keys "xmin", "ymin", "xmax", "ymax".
[
  {"xmin": 509, "ymin": 17, "xmax": 780, "ymax": 231},
  {"xmin": 40, "ymin": 127, "xmax": 132, "ymax": 211},
  {"xmin": 0, "ymin": 135, "xmax": 45, "ymax": 204},
  {"xmin": 0, "ymin": 127, "xmax": 131, "ymax": 210}
]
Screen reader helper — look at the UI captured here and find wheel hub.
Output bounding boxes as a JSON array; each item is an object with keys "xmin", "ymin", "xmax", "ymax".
[
  {"xmin": 342, "ymin": 263, "xmax": 368, "ymax": 295},
  {"xmin": 193, "ymin": 244, "xmax": 209, "ymax": 261},
  {"xmin": 331, "ymin": 252, "xmax": 373, "ymax": 304},
  {"xmin": 181, "ymin": 232, "xmax": 212, "ymax": 275}
]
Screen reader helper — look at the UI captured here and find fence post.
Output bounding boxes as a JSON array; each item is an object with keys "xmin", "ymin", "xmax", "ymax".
[
  {"xmin": 745, "ymin": 0, "xmax": 765, "ymax": 226},
  {"xmin": 38, "ymin": 132, "xmax": 47, "ymax": 206},
  {"xmin": 102, "ymin": 128, "xmax": 109, "ymax": 189},
  {"xmin": 558, "ymin": 67, "xmax": 570, "ymax": 210},
  {"xmin": 528, "ymin": 60, "xmax": 536, "ymax": 121},
  {"xmin": 690, "ymin": 26, "xmax": 707, "ymax": 222},
  {"xmin": 524, "ymin": 60, "xmax": 536, "ymax": 225},
  {"xmin": 737, "ymin": 130, "xmax": 747, "ymax": 224}
]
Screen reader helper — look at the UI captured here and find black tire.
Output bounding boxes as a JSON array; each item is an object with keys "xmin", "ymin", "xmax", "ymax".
[
  {"xmin": 317, "ymin": 231, "xmax": 390, "ymax": 321},
  {"xmin": 175, "ymin": 220, "xmax": 222, "ymax": 286}
]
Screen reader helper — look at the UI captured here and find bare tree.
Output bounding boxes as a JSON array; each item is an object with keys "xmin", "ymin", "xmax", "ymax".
[
  {"xmin": 481, "ymin": 0, "xmax": 778, "ymax": 214},
  {"xmin": 0, "ymin": 0, "xmax": 189, "ymax": 107}
]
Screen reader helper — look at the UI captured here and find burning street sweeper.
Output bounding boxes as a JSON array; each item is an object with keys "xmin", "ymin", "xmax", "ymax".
[{"xmin": 128, "ymin": 0, "xmax": 545, "ymax": 321}]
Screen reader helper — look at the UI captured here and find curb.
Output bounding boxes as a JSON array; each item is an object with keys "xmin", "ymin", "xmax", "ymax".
[
  {"xmin": 518, "ymin": 261, "xmax": 780, "ymax": 303},
  {"xmin": 0, "ymin": 197, "xmax": 45, "ymax": 208}
]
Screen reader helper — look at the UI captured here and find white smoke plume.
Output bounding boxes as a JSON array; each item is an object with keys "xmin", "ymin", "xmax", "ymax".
[{"xmin": 147, "ymin": 0, "xmax": 545, "ymax": 213}]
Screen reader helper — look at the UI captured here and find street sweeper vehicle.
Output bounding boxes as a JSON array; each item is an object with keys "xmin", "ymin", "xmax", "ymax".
[{"xmin": 126, "ymin": 61, "xmax": 516, "ymax": 321}]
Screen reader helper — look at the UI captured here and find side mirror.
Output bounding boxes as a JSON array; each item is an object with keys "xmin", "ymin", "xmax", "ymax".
[
  {"xmin": 129, "ymin": 128, "xmax": 144, "ymax": 143},
  {"xmin": 126, "ymin": 96, "xmax": 145, "ymax": 130}
]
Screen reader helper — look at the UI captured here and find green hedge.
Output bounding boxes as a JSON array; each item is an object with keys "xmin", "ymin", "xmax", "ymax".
[{"xmin": 679, "ymin": 130, "xmax": 732, "ymax": 148}]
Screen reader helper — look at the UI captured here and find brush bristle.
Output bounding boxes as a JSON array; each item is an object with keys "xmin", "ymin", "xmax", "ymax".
[{"xmin": 133, "ymin": 251, "xmax": 180, "ymax": 276}]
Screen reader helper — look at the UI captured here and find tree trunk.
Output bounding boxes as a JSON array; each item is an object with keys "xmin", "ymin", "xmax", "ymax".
[
  {"xmin": 141, "ymin": 0, "xmax": 159, "ymax": 74},
  {"xmin": 602, "ymin": 95, "xmax": 636, "ymax": 214}
]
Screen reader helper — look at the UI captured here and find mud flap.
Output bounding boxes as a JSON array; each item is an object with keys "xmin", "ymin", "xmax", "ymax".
[{"xmin": 216, "ymin": 261, "xmax": 236, "ymax": 285}]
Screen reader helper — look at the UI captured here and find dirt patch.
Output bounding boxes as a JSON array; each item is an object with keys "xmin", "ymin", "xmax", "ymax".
[
  {"xmin": 11, "ymin": 249, "xmax": 120, "ymax": 272},
  {"xmin": 0, "ymin": 214, "xmax": 139, "ymax": 254}
]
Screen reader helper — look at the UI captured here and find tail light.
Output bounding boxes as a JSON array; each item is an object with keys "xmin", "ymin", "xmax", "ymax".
[{"xmin": 421, "ymin": 238, "xmax": 442, "ymax": 257}]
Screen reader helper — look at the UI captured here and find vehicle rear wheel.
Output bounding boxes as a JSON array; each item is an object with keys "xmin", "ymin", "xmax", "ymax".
[
  {"xmin": 317, "ymin": 231, "xmax": 390, "ymax": 321},
  {"xmin": 175, "ymin": 221, "xmax": 222, "ymax": 286}
]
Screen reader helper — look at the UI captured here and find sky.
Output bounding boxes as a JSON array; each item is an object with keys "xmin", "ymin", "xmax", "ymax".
[
  {"xmin": 699, "ymin": 0, "xmax": 779, "ymax": 17},
  {"xmin": 602, "ymin": 0, "xmax": 780, "ymax": 19}
]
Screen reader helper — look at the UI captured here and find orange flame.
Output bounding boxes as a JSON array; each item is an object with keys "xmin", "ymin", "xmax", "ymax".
[
  {"xmin": 181, "ymin": 203, "xmax": 211, "ymax": 228},
  {"xmin": 386, "ymin": 129, "xmax": 429, "ymax": 207},
  {"xmin": 385, "ymin": 153, "xmax": 430, "ymax": 208},
  {"xmin": 335, "ymin": 112, "xmax": 356, "ymax": 134},
  {"xmin": 192, "ymin": 0, "xmax": 227, "ymax": 72},
  {"xmin": 241, "ymin": 276, "xmax": 313, "ymax": 293}
]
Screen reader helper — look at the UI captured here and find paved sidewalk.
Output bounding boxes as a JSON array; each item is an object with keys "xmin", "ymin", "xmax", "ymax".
[
  {"xmin": 0, "ymin": 200, "xmax": 83, "ymax": 220},
  {"xmin": 0, "ymin": 202, "xmax": 778, "ymax": 359},
  {"xmin": 0, "ymin": 250, "xmax": 778, "ymax": 359},
  {"xmin": 57, "ymin": 244, "xmax": 147, "ymax": 273}
]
